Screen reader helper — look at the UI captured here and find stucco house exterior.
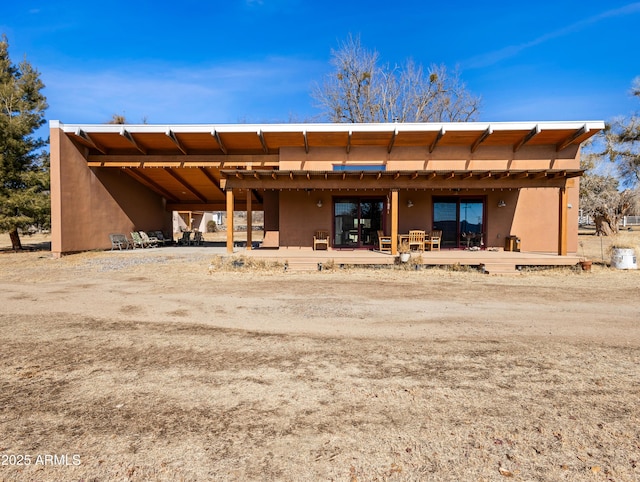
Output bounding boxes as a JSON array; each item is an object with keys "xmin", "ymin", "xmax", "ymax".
[{"xmin": 49, "ymin": 120, "xmax": 603, "ymax": 258}]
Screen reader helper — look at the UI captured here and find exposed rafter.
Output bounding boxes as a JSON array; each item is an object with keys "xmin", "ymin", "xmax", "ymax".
[
  {"xmin": 471, "ymin": 126, "xmax": 493, "ymax": 153},
  {"xmin": 303, "ymin": 130, "xmax": 309, "ymax": 154},
  {"xmin": 429, "ymin": 128, "xmax": 445, "ymax": 153},
  {"xmin": 346, "ymin": 130, "xmax": 352, "ymax": 154},
  {"xmin": 212, "ymin": 130, "xmax": 228, "ymax": 154},
  {"xmin": 258, "ymin": 130, "xmax": 269, "ymax": 154},
  {"xmin": 164, "ymin": 168, "xmax": 208, "ymax": 203},
  {"xmin": 166, "ymin": 129, "xmax": 188, "ymax": 155},
  {"xmin": 198, "ymin": 167, "xmax": 225, "ymax": 196},
  {"xmin": 557, "ymin": 124, "xmax": 588, "ymax": 151},
  {"xmin": 75, "ymin": 128, "xmax": 107, "ymax": 154},
  {"xmin": 251, "ymin": 189, "xmax": 263, "ymax": 204},
  {"xmin": 387, "ymin": 128, "xmax": 398, "ymax": 154},
  {"xmin": 123, "ymin": 168, "xmax": 179, "ymax": 202},
  {"xmin": 514, "ymin": 125, "xmax": 540, "ymax": 152},
  {"xmin": 120, "ymin": 128, "xmax": 147, "ymax": 155}
]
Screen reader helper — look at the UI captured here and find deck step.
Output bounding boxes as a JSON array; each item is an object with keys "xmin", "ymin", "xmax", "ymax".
[{"xmin": 480, "ymin": 263, "xmax": 519, "ymax": 275}]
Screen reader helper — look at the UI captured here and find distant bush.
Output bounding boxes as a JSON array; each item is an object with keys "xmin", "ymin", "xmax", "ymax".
[{"xmin": 207, "ymin": 220, "xmax": 218, "ymax": 233}]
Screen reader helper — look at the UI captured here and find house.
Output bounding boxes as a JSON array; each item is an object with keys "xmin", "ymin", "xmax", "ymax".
[{"xmin": 49, "ymin": 120, "xmax": 603, "ymax": 257}]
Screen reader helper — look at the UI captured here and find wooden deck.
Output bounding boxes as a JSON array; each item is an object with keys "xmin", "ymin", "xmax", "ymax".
[{"xmin": 241, "ymin": 247, "xmax": 582, "ymax": 274}]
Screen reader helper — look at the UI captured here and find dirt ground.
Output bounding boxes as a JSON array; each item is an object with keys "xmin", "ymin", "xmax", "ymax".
[{"xmin": 0, "ymin": 232, "xmax": 639, "ymax": 481}]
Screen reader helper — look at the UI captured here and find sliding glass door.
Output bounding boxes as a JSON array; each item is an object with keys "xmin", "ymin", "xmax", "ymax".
[
  {"xmin": 333, "ymin": 198, "xmax": 384, "ymax": 248},
  {"xmin": 433, "ymin": 197, "xmax": 485, "ymax": 249}
]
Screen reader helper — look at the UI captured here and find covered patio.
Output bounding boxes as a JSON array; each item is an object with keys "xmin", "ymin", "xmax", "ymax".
[{"xmin": 49, "ymin": 120, "xmax": 604, "ymax": 260}]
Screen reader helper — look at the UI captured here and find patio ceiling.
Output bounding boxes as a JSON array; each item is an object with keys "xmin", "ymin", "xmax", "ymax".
[{"xmin": 53, "ymin": 120, "xmax": 603, "ymax": 207}]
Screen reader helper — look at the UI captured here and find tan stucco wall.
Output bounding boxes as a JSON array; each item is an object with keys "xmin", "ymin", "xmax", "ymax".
[
  {"xmin": 276, "ymin": 186, "xmax": 576, "ymax": 252},
  {"xmin": 279, "ymin": 145, "xmax": 580, "ymax": 171},
  {"xmin": 510, "ymin": 181, "xmax": 579, "ymax": 253},
  {"xmin": 50, "ymin": 128, "xmax": 171, "ymax": 255},
  {"xmin": 274, "ymin": 144, "xmax": 580, "ymax": 252}
]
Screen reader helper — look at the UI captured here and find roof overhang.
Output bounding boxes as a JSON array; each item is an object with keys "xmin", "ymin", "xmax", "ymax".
[
  {"xmin": 51, "ymin": 120, "xmax": 602, "ymax": 205},
  {"xmin": 52, "ymin": 120, "xmax": 605, "ymax": 157}
]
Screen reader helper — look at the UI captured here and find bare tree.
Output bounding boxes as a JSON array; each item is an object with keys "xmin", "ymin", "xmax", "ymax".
[
  {"xmin": 580, "ymin": 138, "xmax": 638, "ymax": 235},
  {"xmin": 312, "ymin": 35, "xmax": 481, "ymax": 123},
  {"xmin": 107, "ymin": 113, "xmax": 127, "ymax": 124},
  {"xmin": 605, "ymin": 77, "xmax": 640, "ymax": 187}
]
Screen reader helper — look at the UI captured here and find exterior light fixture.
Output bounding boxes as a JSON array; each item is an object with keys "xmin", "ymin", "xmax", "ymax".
[
  {"xmin": 407, "ymin": 200, "xmax": 414, "ymax": 208},
  {"xmin": 316, "ymin": 199, "xmax": 323, "ymax": 208},
  {"xmin": 497, "ymin": 200, "xmax": 506, "ymax": 208}
]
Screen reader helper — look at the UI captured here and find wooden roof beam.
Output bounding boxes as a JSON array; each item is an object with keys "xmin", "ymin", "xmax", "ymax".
[
  {"xmin": 164, "ymin": 168, "xmax": 208, "ymax": 203},
  {"xmin": 514, "ymin": 124, "xmax": 540, "ymax": 152},
  {"xmin": 258, "ymin": 130, "xmax": 269, "ymax": 154},
  {"xmin": 303, "ymin": 130, "xmax": 309, "ymax": 154},
  {"xmin": 346, "ymin": 130, "xmax": 352, "ymax": 154},
  {"xmin": 212, "ymin": 130, "xmax": 228, "ymax": 154},
  {"xmin": 75, "ymin": 128, "xmax": 107, "ymax": 154},
  {"xmin": 166, "ymin": 129, "xmax": 188, "ymax": 155},
  {"xmin": 429, "ymin": 128, "xmax": 445, "ymax": 153},
  {"xmin": 387, "ymin": 128, "xmax": 398, "ymax": 153},
  {"xmin": 198, "ymin": 167, "xmax": 224, "ymax": 195},
  {"xmin": 123, "ymin": 168, "xmax": 179, "ymax": 202},
  {"xmin": 120, "ymin": 128, "xmax": 147, "ymax": 155},
  {"xmin": 557, "ymin": 124, "xmax": 588, "ymax": 151},
  {"xmin": 471, "ymin": 126, "xmax": 492, "ymax": 153}
]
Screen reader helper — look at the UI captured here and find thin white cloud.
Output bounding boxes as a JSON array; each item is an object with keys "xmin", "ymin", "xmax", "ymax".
[
  {"xmin": 42, "ymin": 57, "xmax": 323, "ymax": 124},
  {"xmin": 464, "ymin": 2, "xmax": 640, "ymax": 69}
]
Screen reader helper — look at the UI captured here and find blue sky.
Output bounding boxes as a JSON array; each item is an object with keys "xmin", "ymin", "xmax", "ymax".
[{"xmin": 2, "ymin": 0, "xmax": 639, "ymax": 129}]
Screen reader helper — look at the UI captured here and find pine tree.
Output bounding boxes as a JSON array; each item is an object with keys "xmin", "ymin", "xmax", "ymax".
[{"xmin": 0, "ymin": 34, "xmax": 49, "ymax": 250}]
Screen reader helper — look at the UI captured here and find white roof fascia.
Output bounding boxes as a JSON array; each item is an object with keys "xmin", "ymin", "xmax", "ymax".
[{"xmin": 50, "ymin": 120, "xmax": 606, "ymax": 135}]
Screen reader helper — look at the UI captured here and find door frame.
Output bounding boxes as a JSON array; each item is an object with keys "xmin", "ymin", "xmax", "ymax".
[
  {"xmin": 332, "ymin": 196, "xmax": 386, "ymax": 249},
  {"xmin": 432, "ymin": 195, "xmax": 487, "ymax": 249}
]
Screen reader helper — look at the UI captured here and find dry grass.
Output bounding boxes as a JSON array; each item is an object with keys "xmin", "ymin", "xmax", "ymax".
[{"xmin": 1, "ymin": 230, "xmax": 640, "ymax": 481}]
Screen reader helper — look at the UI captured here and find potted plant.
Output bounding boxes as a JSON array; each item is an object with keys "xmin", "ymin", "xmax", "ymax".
[{"xmin": 398, "ymin": 241, "xmax": 411, "ymax": 263}]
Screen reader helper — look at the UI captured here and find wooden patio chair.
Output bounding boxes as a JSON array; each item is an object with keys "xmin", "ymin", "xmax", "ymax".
[
  {"xmin": 177, "ymin": 231, "xmax": 192, "ymax": 246},
  {"xmin": 192, "ymin": 231, "xmax": 204, "ymax": 246},
  {"xmin": 426, "ymin": 230, "xmax": 442, "ymax": 251},
  {"xmin": 408, "ymin": 230, "xmax": 425, "ymax": 252},
  {"xmin": 377, "ymin": 230, "xmax": 392, "ymax": 253},
  {"xmin": 313, "ymin": 230, "xmax": 329, "ymax": 250}
]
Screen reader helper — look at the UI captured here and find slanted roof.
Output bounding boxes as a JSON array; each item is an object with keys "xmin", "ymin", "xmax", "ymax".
[
  {"xmin": 51, "ymin": 120, "xmax": 604, "ymax": 208},
  {"xmin": 53, "ymin": 120, "xmax": 604, "ymax": 157}
]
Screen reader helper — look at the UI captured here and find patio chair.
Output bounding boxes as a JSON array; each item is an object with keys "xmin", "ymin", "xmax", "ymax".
[
  {"xmin": 192, "ymin": 231, "xmax": 204, "ymax": 246},
  {"xmin": 178, "ymin": 231, "xmax": 192, "ymax": 246},
  {"xmin": 408, "ymin": 230, "xmax": 425, "ymax": 252},
  {"xmin": 109, "ymin": 233, "xmax": 131, "ymax": 250},
  {"xmin": 377, "ymin": 230, "xmax": 392, "ymax": 253},
  {"xmin": 151, "ymin": 230, "xmax": 171, "ymax": 246},
  {"xmin": 139, "ymin": 231, "xmax": 159, "ymax": 248},
  {"xmin": 130, "ymin": 231, "xmax": 146, "ymax": 249},
  {"xmin": 313, "ymin": 230, "xmax": 329, "ymax": 250},
  {"xmin": 426, "ymin": 230, "xmax": 442, "ymax": 251}
]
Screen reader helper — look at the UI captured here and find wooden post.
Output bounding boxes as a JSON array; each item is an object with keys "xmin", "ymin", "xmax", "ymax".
[
  {"xmin": 226, "ymin": 189, "xmax": 234, "ymax": 253},
  {"xmin": 391, "ymin": 189, "xmax": 399, "ymax": 255},
  {"xmin": 246, "ymin": 190, "xmax": 252, "ymax": 250},
  {"xmin": 558, "ymin": 186, "xmax": 568, "ymax": 256}
]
